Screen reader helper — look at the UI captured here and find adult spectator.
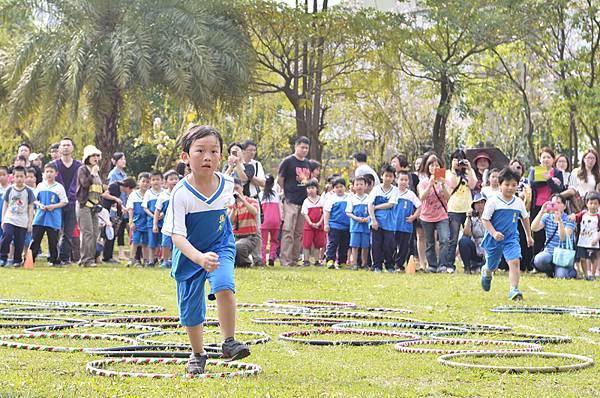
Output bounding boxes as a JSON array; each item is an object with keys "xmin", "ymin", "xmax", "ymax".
[
  {"xmin": 49, "ymin": 143, "xmax": 60, "ymax": 161},
  {"xmin": 106, "ymin": 152, "xmax": 129, "ymax": 260},
  {"xmin": 458, "ymin": 193, "xmax": 487, "ymax": 274},
  {"xmin": 353, "ymin": 152, "xmax": 380, "ymax": 185},
  {"xmin": 563, "ymin": 149, "xmax": 599, "ymax": 212},
  {"xmin": 77, "ymin": 145, "xmax": 104, "ymax": 266},
  {"xmin": 446, "ymin": 150, "xmax": 477, "ymax": 271},
  {"xmin": 101, "ymin": 177, "xmax": 136, "ymax": 263},
  {"xmin": 240, "ymin": 140, "xmax": 265, "ymax": 198},
  {"xmin": 510, "ymin": 158, "xmax": 534, "ymax": 271},
  {"xmin": 530, "ymin": 194, "xmax": 577, "ymax": 279},
  {"xmin": 391, "ymin": 154, "xmax": 419, "ymax": 193},
  {"xmin": 107, "ymin": 152, "xmax": 127, "ymax": 184},
  {"xmin": 228, "ymin": 178, "xmax": 261, "ymax": 267},
  {"xmin": 223, "ymin": 142, "xmax": 247, "ymax": 180},
  {"xmin": 472, "ymin": 153, "xmax": 491, "ymax": 194},
  {"xmin": 17, "ymin": 143, "xmax": 32, "ymax": 165},
  {"xmin": 554, "ymin": 154, "xmax": 571, "ymax": 188},
  {"xmin": 278, "ymin": 136, "xmax": 311, "ymax": 267},
  {"xmin": 52, "ymin": 137, "xmax": 82, "ymax": 264},
  {"xmin": 28, "ymin": 153, "xmax": 43, "ymax": 184}
]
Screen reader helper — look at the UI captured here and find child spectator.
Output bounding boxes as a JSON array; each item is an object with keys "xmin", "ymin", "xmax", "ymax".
[
  {"xmin": 481, "ymin": 167, "xmax": 534, "ymax": 300},
  {"xmin": 29, "ymin": 163, "xmax": 68, "ymax": 266},
  {"xmin": 368, "ymin": 165, "xmax": 399, "ymax": 272},
  {"xmin": 301, "ymin": 179, "xmax": 325, "ymax": 267},
  {"xmin": 126, "ymin": 172, "xmax": 150, "ymax": 267},
  {"xmin": 459, "ymin": 194, "xmax": 487, "ymax": 274},
  {"xmin": 0, "ymin": 166, "xmax": 9, "ymax": 241},
  {"xmin": 394, "ymin": 171, "xmax": 421, "ymax": 272},
  {"xmin": 481, "ymin": 168, "xmax": 501, "ymax": 198},
  {"xmin": 571, "ymin": 192, "xmax": 600, "ymax": 280},
  {"xmin": 143, "ymin": 170, "xmax": 164, "ymax": 266},
  {"xmin": 346, "ymin": 176, "xmax": 370, "ymax": 270},
  {"xmin": 260, "ymin": 175, "xmax": 282, "ymax": 266},
  {"xmin": 25, "ymin": 167, "xmax": 37, "ymax": 189},
  {"xmin": 0, "ymin": 166, "xmax": 35, "ymax": 267},
  {"xmin": 154, "ymin": 170, "xmax": 180, "ymax": 269},
  {"xmin": 324, "ymin": 177, "xmax": 350, "ymax": 269}
]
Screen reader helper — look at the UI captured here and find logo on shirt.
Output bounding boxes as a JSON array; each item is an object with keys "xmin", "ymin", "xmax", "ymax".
[
  {"xmin": 513, "ymin": 211, "xmax": 517, "ymax": 224},
  {"xmin": 296, "ymin": 167, "xmax": 311, "ymax": 186},
  {"xmin": 218, "ymin": 214, "xmax": 225, "ymax": 231}
]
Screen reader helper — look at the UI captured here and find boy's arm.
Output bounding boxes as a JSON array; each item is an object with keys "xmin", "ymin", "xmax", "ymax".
[
  {"xmin": 374, "ymin": 202, "xmax": 395, "ymax": 210},
  {"xmin": 171, "ymin": 234, "xmax": 219, "ymax": 272},
  {"xmin": 481, "ymin": 219, "xmax": 503, "ymax": 241},
  {"xmin": 323, "ymin": 210, "xmax": 331, "ymax": 232},
  {"xmin": 27, "ymin": 203, "xmax": 34, "ymax": 231},
  {"xmin": 521, "ymin": 217, "xmax": 535, "ymax": 247},
  {"xmin": 128, "ymin": 208, "xmax": 135, "ymax": 231},
  {"xmin": 368, "ymin": 203, "xmax": 378, "ymax": 230},
  {"xmin": 408, "ymin": 207, "xmax": 421, "ymax": 222},
  {"xmin": 346, "ymin": 211, "xmax": 362, "ymax": 222},
  {"xmin": 153, "ymin": 208, "xmax": 161, "ymax": 233},
  {"xmin": 1, "ymin": 203, "xmax": 6, "ymax": 228}
]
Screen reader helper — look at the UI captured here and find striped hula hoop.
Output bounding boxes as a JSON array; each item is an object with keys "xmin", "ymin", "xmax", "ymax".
[
  {"xmin": 331, "ymin": 321, "xmax": 469, "ymax": 336},
  {"xmin": 265, "ymin": 299, "xmax": 357, "ymax": 310},
  {"xmin": 429, "ymin": 330, "xmax": 572, "ymax": 344},
  {"xmin": 93, "ymin": 316, "xmax": 218, "ymax": 328},
  {"xmin": 393, "ymin": 338, "xmax": 543, "ymax": 354},
  {"xmin": 24, "ymin": 322, "xmax": 162, "ymax": 337},
  {"xmin": 136, "ymin": 330, "xmax": 271, "ymax": 348},
  {"xmin": 278, "ymin": 328, "xmax": 420, "ymax": 346},
  {"xmin": 0, "ymin": 332, "xmax": 138, "ymax": 353}
]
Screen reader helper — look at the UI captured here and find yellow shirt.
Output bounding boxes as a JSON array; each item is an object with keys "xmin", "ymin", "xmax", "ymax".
[{"xmin": 446, "ymin": 169, "xmax": 476, "ymax": 213}]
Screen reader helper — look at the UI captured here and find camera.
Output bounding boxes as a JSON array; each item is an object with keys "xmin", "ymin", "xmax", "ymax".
[
  {"xmin": 91, "ymin": 204, "xmax": 104, "ymax": 215},
  {"xmin": 458, "ymin": 159, "xmax": 468, "ymax": 167},
  {"xmin": 233, "ymin": 193, "xmax": 240, "ymax": 200}
]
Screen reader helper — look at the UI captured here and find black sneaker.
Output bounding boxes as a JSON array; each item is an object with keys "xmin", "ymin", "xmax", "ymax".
[
  {"xmin": 221, "ymin": 337, "xmax": 250, "ymax": 361},
  {"xmin": 268, "ymin": 259, "xmax": 275, "ymax": 266},
  {"xmin": 186, "ymin": 353, "xmax": 207, "ymax": 374}
]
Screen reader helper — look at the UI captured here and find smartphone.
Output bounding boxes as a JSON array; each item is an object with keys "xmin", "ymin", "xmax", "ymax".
[
  {"xmin": 434, "ymin": 168, "xmax": 446, "ymax": 180},
  {"xmin": 546, "ymin": 202, "xmax": 558, "ymax": 212}
]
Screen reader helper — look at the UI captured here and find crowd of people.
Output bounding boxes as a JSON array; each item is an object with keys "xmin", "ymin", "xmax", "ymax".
[{"xmin": 1, "ymin": 136, "xmax": 599, "ymax": 288}]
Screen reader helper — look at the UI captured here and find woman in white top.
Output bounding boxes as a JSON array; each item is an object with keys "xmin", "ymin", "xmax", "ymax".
[
  {"xmin": 563, "ymin": 149, "xmax": 600, "ymax": 208},
  {"xmin": 554, "ymin": 154, "xmax": 571, "ymax": 189}
]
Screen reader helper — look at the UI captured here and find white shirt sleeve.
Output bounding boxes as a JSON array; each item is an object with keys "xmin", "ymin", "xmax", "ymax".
[
  {"xmin": 255, "ymin": 160, "xmax": 265, "ymax": 180},
  {"xmin": 57, "ymin": 184, "xmax": 68, "ymax": 203},
  {"xmin": 388, "ymin": 187, "xmax": 399, "ymax": 204},
  {"xmin": 481, "ymin": 197, "xmax": 497, "ymax": 221},
  {"xmin": 125, "ymin": 192, "xmax": 135, "ymax": 211},
  {"xmin": 323, "ymin": 195, "xmax": 333, "ymax": 212},
  {"xmin": 161, "ymin": 188, "xmax": 187, "ymax": 237},
  {"xmin": 518, "ymin": 198, "xmax": 529, "ymax": 219},
  {"xmin": 409, "ymin": 191, "xmax": 422, "ymax": 208},
  {"xmin": 141, "ymin": 191, "xmax": 150, "ymax": 209},
  {"xmin": 301, "ymin": 199, "xmax": 309, "ymax": 216},
  {"xmin": 345, "ymin": 196, "xmax": 354, "ymax": 213}
]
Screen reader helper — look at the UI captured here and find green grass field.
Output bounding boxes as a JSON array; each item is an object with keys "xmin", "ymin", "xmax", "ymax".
[{"xmin": 0, "ymin": 263, "xmax": 598, "ymax": 398}]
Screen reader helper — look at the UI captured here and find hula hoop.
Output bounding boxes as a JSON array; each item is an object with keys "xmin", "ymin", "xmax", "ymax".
[
  {"xmin": 437, "ymin": 351, "xmax": 594, "ymax": 373},
  {"xmin": 24, "ymin": 322, "xmax": 162, "ymax": 337},
  {"xmin": 0, "ymin": 299, "xmax": 165, "ymax": 314},
  {"xmin": 408, "ymin": 321, "xmax": 512, "ymax": 332},
  {"xmin": 86, "ymin": 357, "xmax": 262, "ymax": 379},
  {"xmin": 1, "ymin": 307, "xmax": 113, "ymax": 315},
  {"xmin": 87, "ymin": 345, "xmax": 221, "ymax": 358},
  {"xmin": 136, "ymin": 330, "xmax": 271, "ymax": 348},
  {"xmin": 93, "ymin": 316, "xmax": 219, "ymax": 328},
  {"xmin": 0, "ymin": 315, "xmax": 86, "ymax": 329},
  {"xmin": 273, "ymin": 309, "xmax": 420, "ymax": 322},
  {"xmin": 331, "ymin": 321, "xmax": 469, "ymax": 336},
  {"xmin": 265, "ymin": 299, "xmax": 356, "ymax": 310},
  {"xmin": 490, "ymin": 306, "xmax": 573, "ymax": 314},
  {"xmin": 393, "ymin": 338, "xmax": 542, "ymax": 354},
  {"xmin": 356, "ymin": 307, "xmax": 413, "ymax": 314},
  {"xmin": 589, "ymin": 327, "xmax": 600, "ymax": 334},
  {"xmin": 278, "ymin": 328, "xmax": 420, "ymax": 346},
  {"xmin": 251, "ymin": 317, "xmax": 349, "ymax": 326},
  {"xmin": 207, "ymin": 302, "xmax": 310, "ymax": 313},
  {"xmin": 429, "ymin": 330, "xmax": 572, "ymax": 344},
  {"xmin": 0, "ymin": 332, "xmax": 137, "ymax": 353}
]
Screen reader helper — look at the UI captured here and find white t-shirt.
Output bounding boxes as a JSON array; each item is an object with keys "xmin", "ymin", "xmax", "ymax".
[
  {"xmin": 568, "ymin": 168, "xmax": 597, "ymax": 197},
  {"xmin": 481, "ymin": 186, "xmax": 501, "ymax": 199},
  {"xmin": 577, "ymin": 211, "xmax": 600, "ymax": 249},
  {"xmin": 355, "ymin": 164, "xmax": 381, "ymax": 185},
  {"xmin": 243, "ymin": 159, "xmax": 265, "ymax": 198}
]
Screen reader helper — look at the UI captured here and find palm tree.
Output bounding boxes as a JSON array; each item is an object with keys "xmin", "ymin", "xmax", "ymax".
[{"xmin": 3, "ymin": 0, "xmax": 254, "ymax": 170}]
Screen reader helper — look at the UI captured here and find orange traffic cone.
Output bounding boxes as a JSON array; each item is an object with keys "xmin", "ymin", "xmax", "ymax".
[
  {"xmin": 406, "ymin": 255, "xmax": 416, "ymax": 274},
  {"xmin": 24, "ymin": 249, "xmax": 34, "ymax": 269}
]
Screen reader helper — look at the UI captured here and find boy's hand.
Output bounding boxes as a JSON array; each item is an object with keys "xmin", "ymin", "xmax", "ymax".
[
  {"xmin": 130, "ymin": 223, "xmax": 136, "ymax": 232},
  {"xmin": 153, "ymin": 225, "xmax": 159, "ymax": 233},
  {"xmin": 361, "ymin": 217, "xmax": 369, "ymax": 223},
  {"xmin": 324, "ymin": 225, "xmax": 330, "ymax": 232},
  {"xmin": 591, "ymin": 238, "xmax": 599, "ymax": 246},
  {"xmin": 526, "ymin": 236, "xmax": 534, "ymax": 247},
  {"xmin": 158, "ymin": 213, "xmax": 164, "ymax": 220},
  {"xmin": 371, "ymin": 220, "xmax": 379, "ymax": 230},
  {"xmin": 406, "ymin": 215, "xmax": 416, "ymax": 223},
  {"xmin": 197, "ymin": 252, "xmax": 219, "ymax": 272},
  {"xmin": 567, "ymin": 213, "xmax": 576, "ymax": 222},
  {"xmin": 492, "ymin": 231, "xmax": 504, "ymax": 241}
]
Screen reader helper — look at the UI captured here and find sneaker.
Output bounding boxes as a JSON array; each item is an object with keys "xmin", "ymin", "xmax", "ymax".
[
  {"xmin": 326, "ymin": 260, "xmax": 338, "ymax": 270},
  {"xmin": 374, "ymin": 267, "xmax": 382, "ymax": 273},
  {"xmin": 160, "ymin": 261, "xmax": 170, "ymax": 269},
  {"xmin": 186, "ymin": 353, "xmax": 208, "ymax": 374},
  {"xmin": 103, "ymin": 258, "xmax": 120, "ymax": 264},
  {"xmin": 221, "ymin": 338, "xmax": 250, "ymax": 361},
  {"xmin": 303, "ymin": 260, "xmax": 310, "ymax": 267},
  {"xmin": 481, "ymin": 266, "xmax": 493, "ymax": 292},
  {"xmin": 12, "ymin": 262, "xmax": 23, "ymax": 268},
  {"xmin": 0, "ymin": 259, "xmax": 6, "ymax": 267},
  {"xmin": 126, "ymin": 260, "xmax": 136, "ymax": 267},
  {"xmin": 446, "ymin": 267, "xmax": 456, "ymax": 274},
  {"xmin": 437, "ymin": 266, "xmax": 447, "ymax": 273},
  {"xmin": 352, "ymin": 264, "xmax": 361, "ymax": 270},
  {"xmin": 508, "ymin": 288, "xmax": 523, "ymax": 301},
  {"xmin": 384, "ymin": 267, "xmax": 394, "ymax": 273},
  {"xmin": 7, "ymin": 259, "xmax": 14, "ymax": 266},
  {"xmin": 585, "ymin": 276, "xmax": 596, "ymax": 281},
  {"xmin": 395, "ymin": 267, "xmax": 405, "ymax": 273},
  {"xmin": 268, "ymin": 259, "xmax": 275, "ymax": 267},
  {"xmin": 313, "ymin": 261, "xmax": 323, "ymax": 267}
]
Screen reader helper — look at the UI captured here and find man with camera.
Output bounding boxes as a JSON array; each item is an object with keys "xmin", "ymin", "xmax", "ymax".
[{"xmin": 228, "ymin": 177, "xmax": 262, "ymax": 267}]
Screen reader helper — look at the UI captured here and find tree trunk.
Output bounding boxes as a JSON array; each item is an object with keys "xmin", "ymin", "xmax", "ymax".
[
  {"xmin": 432, "ymin": 73, "xmax": 453, "ymax": 156},
  {"xmin": 96, "ymin": 91, "xmax": 121, "ymax": 178}
]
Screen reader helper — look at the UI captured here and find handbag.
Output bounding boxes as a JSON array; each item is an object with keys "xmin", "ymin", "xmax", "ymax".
[{"xmin": 553, "ymin": 235, "xmax": 576, "ymax": 268}]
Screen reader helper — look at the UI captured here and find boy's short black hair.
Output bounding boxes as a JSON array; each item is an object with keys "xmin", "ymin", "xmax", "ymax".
[
  {"xmin": 497, "ymin": 167, "xmax": 520, "ymax": 184},
  {"xmin": 353, "ymin": 152, "xmax": 367, "ymax": 162},
  {"xmin": 295, "ymin": 136, "xmax": 310, "ymax": 146},
  {"xmin": 381, "ymin": 164, "xmax": 396, "ymax": 176},
  {"xmin": 396, "ymin": 170, "xmax": 410, "ymax": 178},
  {"xmin": 118, "ymin": 177, "xmax": 137, "ymax": 189},
  {"xmin": 26, "ymin": 167, "xmax": 36, "ymax": 175},
  {"xmin": 50, "ymin": 143, "xmax": 59, "ymax": 150},
  {"xmin": 585, "ymin": 192, "xmax": 600, "ymax": 203},
  {"xmin": 332, "ymin": 177, "xmax": 346, "ymax": 187},
  {"xmin": 12, "ymin": 166, "xmax": 26, "ymax": 175},
  {"xmin": 227, "ymin": 142, "xmax": 241, "ymax": 154},
  {"xmin": 163, "ymin": 169, "xmax": 178, "ymax": 180},
  {"xmin": 326, "ymin": 174, "xmax": 341, "ymax": 184},
  {"xmin": 309, "ymin": 159, "xmax": 321, "ymax": 171},
  {"xmin": 306, "ymin": 178, "xmax": 319, "ymax": 188},
  {"xmin": 363, "ymin": 174, "xmax": 375, "ymax": 186},
  {"xmin": 150, "ymin": 170, "xmax": 163, "ymax": 178},
  {"xmin": 44, "ymin": 162, "xmax": 58, "ymax": 171},
  {"xmin": 489, "ymin": 168, "xmax": 500, "ymax": 175},
  {"xmin": 0, "ymin": 166, "xmax": 8, "ymax": 173},
  {"xmin": 19, "ymin": 143, "xmax": 31, "ymax": 151},
  {"xmin": 137, "ymin": 172, "xmax": 151, "ymax": 181},
  {"xmin": 241, "ymin": 139, "xmax": 256, "ymax": 149},
  {"xmin": 354, "ymin": 176, "xmax": 367, "ymax": 184},
  {"xmin": 182, "ymin": 125, "xmax": 223, "ymax": 154}
]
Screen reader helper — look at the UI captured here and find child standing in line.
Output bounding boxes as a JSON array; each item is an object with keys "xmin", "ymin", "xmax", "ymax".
[
  {"xmin": 571, "ymin": 193, "xmax": 600, "ymax": 280},
  {"xmin": 259, "ymin": 175, "xmax": 282, "ymax": 266},
  {"xmin": 126, "ymin": 172, "xmax": 150, "ymax": 267},
  {"xmin": 324, "ymin": 177, "xmax": 350, "ymax": 269},
  {"xmin": 143, "ymin": 170, "xmax": 164, "ymax": 266},
  {"xmin": 154, "ymin": 170, "xmax": 180, "ymax": 269},
  {"xmin": 162, "ymin": 125, "xmax": 249, "ymax": 374},
  {"xmin": 29, "ymin": 163, "xmax": 68, "ymax": 265},
  {"xmin": 368, "ymin": 165, "xmax": 399, "ymax": 273},
  {"xmin": 0, "ymin": 166, "xmax": 35, "ymax": 267},
  {"xmin": 481, "ymin": 167, "xmax": 534, "ymax": 300},
  {"xmin": 481, "ymin": 168, "xmax": 501, "ymax": 199},
  {"xmin": 394, "ymin": 171, "xmax": 422, "ymax": 272},
  {"xmin": 346, "ymin": 176, "xmax": 370, "ymax": 270},
  {"xmin": 0, "ymin": 166, "xmax": 9, "ymax": 242},
  {"xmin": 301, "ymin": 179, "xmax": 325, "ymax": 267}
]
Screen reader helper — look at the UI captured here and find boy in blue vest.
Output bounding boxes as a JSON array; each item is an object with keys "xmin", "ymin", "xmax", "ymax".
[
  {"xmin": 142, "ymin": 170, "xmax": 164, "ymax": 266},
  {"xmin": 162, "ymin": 125, "xmax": 249, "ymax": 374},
  {"xmin": 368, "ymin": 165, "xmax": 398, "ymax": 272},
  {"xmin": 394, "ymin": 171, "xmax": 421, "ymax": 272},
  {"xmin": 324, "ymin": 177, "xmax": 351, "ymax": 269},
  {"xmin": 481, "ymin": 167, "xmax": 534, "ymax": 300},
  {"xmin": 153, "ymin": 170, "xmax": 180, "ymax": 268},
  {"xmin": 126, "ymin": 172, "xmax": 150, "ymax": 266},
  {"xmin": 29, "ymin": 163, "xmax": 68, "ymax": 265},
  {"xmin": 346, "ymin": 176, "xmax": 370, "ymax": 270}
]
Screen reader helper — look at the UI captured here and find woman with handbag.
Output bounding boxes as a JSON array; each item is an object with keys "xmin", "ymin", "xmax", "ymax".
[{"xmin": 530, "ymin": 194, "xmax": 577, "ymax": 279}]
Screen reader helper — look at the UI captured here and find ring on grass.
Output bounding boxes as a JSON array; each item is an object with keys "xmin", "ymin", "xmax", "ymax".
[
  {"xmin": 87, "ymin": 345, "xmax": 221, "ymax": 358},
  {"xmin": 207, "ymin": 302, "xmax": 310, "ymax": 313},
  {"xmin": 85, "ymin": 357, "xmax": 262, "ymax": 379},
  {"xmin": 0, "ymin": 315, "xmax": 86, "ymax": 329},
  {"xmin": 273, "ymin": 309, "xmax": 421, "ymax": 323},
  {"xmin": 331, "ymin": 321, "xmax": 469, "ymax": 336},
  {"xmin": 429, "ymin": 330, "xmax": 572, "ymax": 344},
  {"xmin": 93, "ymin": 316, "xmax": 218, "ymax": 328},
  {"xmin": 356, "ymin": 307, "xmax": 413, "ymax": 314},
  {"xmin": 1, "ymin": 307, "xmax": 113, "ymax": 316},
  {"xmin": 589, "ymin": 327, "xmax": 600, "ymax": 334},
  {"xmin": 136, "ymin": 330, "xmax": 271, "ymax": 348},
  {"xmin": 393, "ymin": 338, "xmax": 542, "ymax": 354},
  {"xmin": 490, "ymin": 306, "xmax": 574, "ymax": 314},
  {"xmin": 407, "ymin": 321, "xmax": 512, "ymax": 332},
  {"xmin": 0, "ymin": 299, "xmax": 165, "ymax": 314},
  {"xmin": 265, "ymin": 299, "xmax": 357, "ymax": 310},
  {"xmin": 278, "ymin": 328, "xmax": 420, "ymax": 346},
  {"xmin": 251, "ymin": 317, "xmax": 349, "ymax": 326},
  {"xmin": 24, "ymin": 322, "xmax": 162, "ymax": 337},
  {"xmin": 0, "ymin": 332, "xmax": 138, "ymax": 352},
  {"xmin": 437, "ymin": 351, "xmax": 594, "ymax": 373}
]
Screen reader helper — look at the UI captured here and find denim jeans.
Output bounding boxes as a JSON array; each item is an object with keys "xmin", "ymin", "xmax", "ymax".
[
  {"xmin": 458, "ymin": 236, "xmax": 484, "ymax": 271},
  {"xmin": 421, "ymin": 219, "xmax": 450, "ymax": 271},
  {"xmin": 59, "ymin": 202, "xmax": 77, "ymax": 262},
  {"xmin": 448, "ymin": 212, "xmax": 467, "ymax": 270},
  {"xmin": 533, "ymin": 251, "xmax": 577, "ymax": 279}
]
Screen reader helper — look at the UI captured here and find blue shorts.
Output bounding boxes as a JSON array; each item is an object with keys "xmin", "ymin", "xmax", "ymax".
[
  {"xmin": 148, "ymin": 232, "xmax": 161, "ymax": 248},
  {"xmin": 132, "ymin": 230, "xmax": 148, "ymax": 246},
  {"xmin": 350, "ymin": 232, "xmax": 370, "ymax": 248},
  {"xmin": 162, "ymin": 234, "xmax": 173, "ymax": 249},
  {"xmin": 485, "ymin": 238, "xmax": 521, "ymax": 271},
  {"xmin": 176, "ymin": 253, "xmax": 235, "ymax": 327}
]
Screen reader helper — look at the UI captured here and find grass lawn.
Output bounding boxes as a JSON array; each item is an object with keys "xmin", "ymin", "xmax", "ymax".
[{"xmin": 0, "ymin": 262, "xmax": 598, "ymax": 398}]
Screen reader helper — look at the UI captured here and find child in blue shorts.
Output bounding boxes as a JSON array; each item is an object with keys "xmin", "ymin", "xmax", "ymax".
[
  {"xmin": 126, "ymin": 172, "xmax": 150, "ymax": 266},
  {"xmin": 481, "ymin": 167, "xmax": 534, "ymax": 300},
  {"xmin": 394, "ymin": 171, "xmax": 421, "ymax": 272},
  {"xmin": 162, "ymin": 125, "xmax": 249, "ymax": 374},
  {"xmin": 142, "ymin": 170, "xmax": 164, "ymax": 266},
  {"xmin": 346, "ymin": 176, "xmax": 370, "ymax": 270},
  {"xmin": 153, "ymin": 169, "xmax": 179, "ymax": 269}
]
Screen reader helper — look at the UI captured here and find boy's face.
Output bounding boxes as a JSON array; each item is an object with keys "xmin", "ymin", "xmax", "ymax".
[
  {"xmin": 307, "ymin": 186, "xmax": 317, "ymax": 196},
  {"xmin": 13, "ymin": 171, "xmax": 25, "ymax": 186},
  {"xmin": 397, "ymin": 174, "xmax": 409, "ymax": 190},
  {"xmin": 0, "ymin": 171, "xmax": 7, "ymax": 185},
  {"xmin": 587, "ymin": 199, "xmax": 599, "ymax": 213},
  {"xmin": 489, "ymin": 172, "xmax": 499, "ymax": 186},
  {"xmin": 25, "ymin": 173, "xmax": 36, "ymax": 186},
  {"xmin": 382, "ymin": 172, "xmax": 395, "ymax": 185},
  {"xmin": 499, "ymin": 179, "xmax": 518, "ymax": 197},
  {"xmin": 150, "ymin": 175, "xmax": 163, "ymax": 190},
  {"xmin": 334, "ymin": 183, "xmax": 345, "ymax": 195},
  {"xmin": 183, "ymin": 135, "xmax": 222, "ymax": 175},
  {"xmin": 138, "ymin": 177, "xmax": 149, "ymax": 191},
  {"xmin": 166, "ymin": 175, "xmax": 179, "ymax": 189},
  {"xmin": 353, "ymin": 180, "xmax": 365, "ymax": 194},
  {"xmin": 44, "ymin": 168, "xmax": 56, "ymax": 181}
]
